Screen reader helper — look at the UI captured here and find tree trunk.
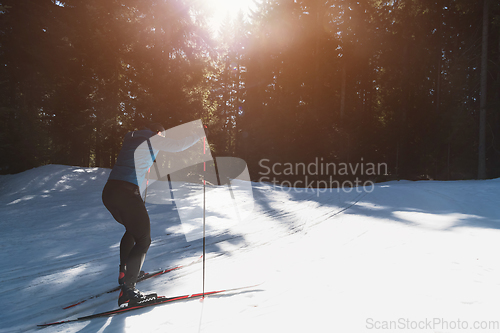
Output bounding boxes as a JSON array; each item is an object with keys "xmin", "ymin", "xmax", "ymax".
[
  {"xmin": 478, "ymin": 0, "xmax": 489, "ymax": 179},
  {"xmin": 340, "ymin": 66, "xmax": 346, "ymax": 120}
]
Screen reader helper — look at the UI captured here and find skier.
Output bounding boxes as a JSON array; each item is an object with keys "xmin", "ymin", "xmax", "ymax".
[{"xmin": 102, "ymin": 122, "xmax": 204, "ymax": 308}]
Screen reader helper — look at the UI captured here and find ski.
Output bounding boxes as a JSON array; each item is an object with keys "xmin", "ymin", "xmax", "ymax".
[
  {"xmin": 39, "ymin": 284, "xmax": 261, "ymax": 327},
  {"xmin": 62, "ymin": 255, "xmax": 203, "ymax": 310}
]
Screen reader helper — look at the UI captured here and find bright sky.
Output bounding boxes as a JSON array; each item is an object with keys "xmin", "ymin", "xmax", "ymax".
[{"xmin": 203, "ymin": 0, "xmax": 258, "ymax": 35}]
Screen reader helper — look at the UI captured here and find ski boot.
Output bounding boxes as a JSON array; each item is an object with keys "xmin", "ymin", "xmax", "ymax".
[
  {"xmin": 118, "ymin": 284, "xmax": 157, "ymax": 308},
  {"xmin": 119, "ymin": 265, "xmax": 145, "ymax": 286}
]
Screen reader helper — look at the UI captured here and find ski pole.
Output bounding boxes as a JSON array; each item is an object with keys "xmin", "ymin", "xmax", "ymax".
[
  {"xmin": 143, "ymin": 167, "xmax": 150, "ymax": 203},
  {"xmin": 202, "ymin": 135, "xmax": 206, "ymax": 299}
]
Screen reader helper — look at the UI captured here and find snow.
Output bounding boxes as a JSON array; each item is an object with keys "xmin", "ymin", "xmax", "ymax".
[{"xmin": 1, "ymin": 164, "xmax": 500, "ymax": 332}]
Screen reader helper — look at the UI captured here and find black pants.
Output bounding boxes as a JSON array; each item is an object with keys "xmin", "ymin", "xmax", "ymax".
[{"xmin": 102, "ymin": 180, "xmax": 151, "ymax": 287}]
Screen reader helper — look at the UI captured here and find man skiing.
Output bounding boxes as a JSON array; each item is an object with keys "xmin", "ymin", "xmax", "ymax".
[{"xmin": 102, "ymin": 122, "xmax": 204, "ymax": 308}]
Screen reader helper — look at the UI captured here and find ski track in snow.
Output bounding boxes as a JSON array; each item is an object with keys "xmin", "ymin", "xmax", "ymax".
[{"xmin": 1, "ymin": 165, "xmax": 500, "ymax": 332}]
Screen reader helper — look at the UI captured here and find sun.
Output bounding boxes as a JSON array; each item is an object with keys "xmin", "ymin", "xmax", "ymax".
[{"xmin": 201, "ymin": 0, "xmax": 258, "ymax": 35}]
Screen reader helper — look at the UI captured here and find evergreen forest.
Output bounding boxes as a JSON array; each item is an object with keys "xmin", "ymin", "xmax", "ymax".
[{"xmin": 1, "ymin": 0, "xmax": 500, "ymax": 183}]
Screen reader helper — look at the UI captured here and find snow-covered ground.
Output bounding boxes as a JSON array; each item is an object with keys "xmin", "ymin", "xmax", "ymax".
[{"xmin": 1, "ymin": 164, "xmax": 500, "ymax": 333}]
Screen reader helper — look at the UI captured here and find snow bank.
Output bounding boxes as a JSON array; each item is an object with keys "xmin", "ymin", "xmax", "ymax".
[{"xmin": 1, "ymin": 165, "xmax": 499, "ymax": 332}]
